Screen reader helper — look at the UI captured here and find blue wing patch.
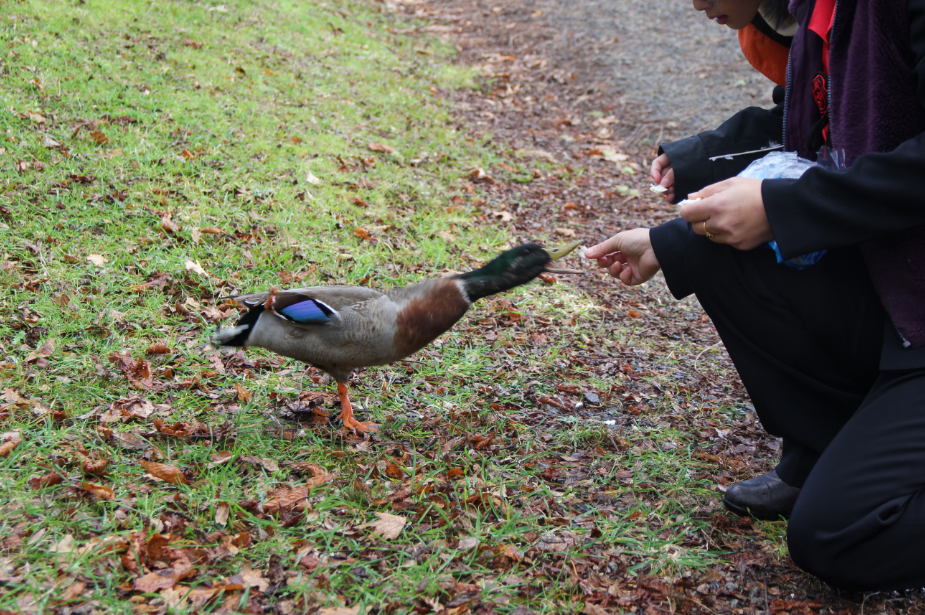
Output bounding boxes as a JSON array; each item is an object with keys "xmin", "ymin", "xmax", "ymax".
[{"xmin": 277, "ymin": 297, "xmax": 333, "ymax": 323}]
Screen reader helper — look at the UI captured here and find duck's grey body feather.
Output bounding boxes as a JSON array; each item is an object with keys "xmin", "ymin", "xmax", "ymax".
[{"xmin": 235, "ymin": 278, "xmax": 471, "ymax": 382}]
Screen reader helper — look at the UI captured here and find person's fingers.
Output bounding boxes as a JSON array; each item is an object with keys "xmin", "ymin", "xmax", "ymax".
[
  {"xmin": 650, "ymin": 154, "xmax": 670, "ymax": 184},
  {"xmin": 655, "ymin": 165, "xmax": 675, "ymax": 200},
  {"xmin": 661, "ymin": 166, "xmax": 675, "ymax": 188},
  {"xmin": 584, "ymin": 235, "xmax": 623, "ymax": 259},
  {"xmin": 679, "ymin": 199, "xmax": 710, "ymax": 223},
  {"xmin": 619, "ymin": 266, "xmax": 635, "ymax": 285},
  {"xmin": 688, "ymin": 177, "xmax": 732, "ymax": 200},
  {"xmin": 610, "ymin": 262, "xmax": 627, "ymax": 279}
]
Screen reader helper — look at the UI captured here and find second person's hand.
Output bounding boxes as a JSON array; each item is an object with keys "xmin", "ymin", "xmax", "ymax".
[
  {"xmin": 650, "ymin": 153, "xmax": 676, "ymax": 202},
  {"xmin": 681, "ymin": 177, "xmax": 773, "ymax": 250}
]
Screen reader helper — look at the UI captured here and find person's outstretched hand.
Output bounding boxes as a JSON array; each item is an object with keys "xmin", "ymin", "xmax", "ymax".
[
  {"xmin": 584, "ymin": 228, "xmax": 661, "ymax": 286},
  {"xmin": 650, "ymin": 153, "xmax": 675, "ymax": 202},
  {"xmin": 681, "ymin": 177, "xmax": 772, "ymax": 250}
]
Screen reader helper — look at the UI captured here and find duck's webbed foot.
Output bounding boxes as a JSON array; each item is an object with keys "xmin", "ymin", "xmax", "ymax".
[{"xmin": 336, "ymin": 381, "xmax": 379, "ymax": 433}]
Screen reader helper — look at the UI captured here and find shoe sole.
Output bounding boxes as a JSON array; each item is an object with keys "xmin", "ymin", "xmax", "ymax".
[{"xmin": 722, "ymin": 496, "xmax": 790, "ymax": 521}]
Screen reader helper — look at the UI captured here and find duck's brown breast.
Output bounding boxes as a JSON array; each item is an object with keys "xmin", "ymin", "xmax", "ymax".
[{"xmin": 392, "ymin": 279, "xmax": 470, "ymax": 358}]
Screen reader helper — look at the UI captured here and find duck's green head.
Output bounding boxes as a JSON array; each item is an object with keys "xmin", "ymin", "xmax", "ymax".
[{"xmin": 459, "ymin": 240, "xmax": 582, "ymax": 301}]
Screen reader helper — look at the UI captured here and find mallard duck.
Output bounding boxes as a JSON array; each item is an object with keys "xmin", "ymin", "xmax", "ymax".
[{"xmin": 213, "ymin": 241, "xmax": 581, "ymax": 432}]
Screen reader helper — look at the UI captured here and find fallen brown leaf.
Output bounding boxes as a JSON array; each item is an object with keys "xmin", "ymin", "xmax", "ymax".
[
  {"xmin": 358, "ymin": 512, "xmax": 406, "ymax": 540},
  {"xmin": 0, "ymin": 437, "xmax": 21, "ymax": 458},
  {"xmin": 318, "ymin": 608, "xmax": 361, "ymax": 615},
  {"xmin": 368, "ymin": 141, "xmax": 395, "ymax": 154},
  {"xmin": 59, "ymin": 581, "xmax": 87, "ymax": 602},
  {"xmin": 82, "ymin": 458, "xmax": 111, "ymax": 476},
  {"xmin": 259, "ymin": 474, "xmax": 336, "ymax": 514},
  {"xmin": 215, "ymin": 502, "xmax": 230, "ymax": 527},
  {"xmin": 287, "ymin": 462, "xmax": 327, "ymax": 476},
  {"xmin": 235, "ymin": 382, "xmax": 252, "ymax": 403},
  {"xmin": 230, "ymin": 564, "xmax": 269, "ymax": 592},
  {"xmin": 384, "ymin": 462, "xmax": 406, "ymax": 480},
  {"xmin": 458, "ymin": 536, "xmax": 479, "ymax": 550},
  {"xmin": 146, "ymin": 342, "xmax": 171, "ymax": 355},
  {"xmin": 159, "ymin": 585, "xmax": 223, "ymax": 610},
  {"xmin": 353, "ymin": 227, "xmax": 376, "ymax": 242},
  {"xmin": 160, "ymin": 215, "xmax": 179, "ymax": 234},
  {"xmin": 36, "ymin": 339, "xmax": 55, "ymax": 357},
  {"xmin": 140, "ymin": 460, "xmax": 187, "ymax": 485},
  {"xmin": 106, "ymin": 396, "xmax": 156, "ymax": 422},
  {"xmin": 208, "ymin": 451, "xmax": 234, "ymax": 468},
  {"xmin": 133, "ymin": 555, "xmax": 193, "ymax": 592},
  {"xmin": 23, "ymin": 110, "xmax": 46, "ymax": 124},
  {"xmin": 533, "ymin": 530, "xmax": 579, "ymax": 553},
  {"xmin": 81, "ymin": 482, "xmax": 116, "ymax": 500},
  {"xmin": 2, "ymin": 389, "xmax": 27, "ymax": 407},
  {"xmin": 109, "ymin": 354, "xmax": 155, "ymax": 390},
  {"xmin": 467, "ymin": 168, "xmax": 495, "ymax": 183},
  {"xmin": 474, "ymin": 434, "xmax": 495, "ymax": 450},
  {"xmin": 89, "ymin": 130, "xmax": 109, "ymax": 145},
  {"xmin": 240, "ymin": 455, "xmax": 279, "ymax": 473},
  {"xmin": 185, "ymin": 260, "xmax": 207, "ymax": 276},
  {"xmin": 50, "ymin": 535, "xmax": 77, "ymax": 562},
  {"xmin": 29, "ymin": 471, "xmax": 64, "ymax": 489},
  {"xmin": 108, "ymin": 430, "xmax": 150, "ymax": 450}
]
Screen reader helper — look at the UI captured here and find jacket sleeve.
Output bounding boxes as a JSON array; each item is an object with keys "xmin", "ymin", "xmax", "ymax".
[
  {"xmin": 649, "ymin": 218, "xmax": 695, "ymax": 299},
  {"xmin": 762, "ymin": 0, "xmax": 925, "ymax": 259},
  {"xmin": 659, "ymin": 104, "xmax": 783, "ymax": 203},
  {"xmin": 763, "ymin": 139, "xmax": 925, "ymax": 258}
]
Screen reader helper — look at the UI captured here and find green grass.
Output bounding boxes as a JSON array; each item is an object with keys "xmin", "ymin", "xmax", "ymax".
[{"xmin": 0, "ymin": 1, "xmax": 785, "ymax": 613}]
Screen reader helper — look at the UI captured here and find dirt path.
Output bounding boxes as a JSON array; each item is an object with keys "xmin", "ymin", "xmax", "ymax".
[
  {"xmin": 478, "ymin": 0, "xmax": 774, "ymax": 135},
  {"xmin": 403, "ymin": 0, "xmax": 777, "ymax": 143}
]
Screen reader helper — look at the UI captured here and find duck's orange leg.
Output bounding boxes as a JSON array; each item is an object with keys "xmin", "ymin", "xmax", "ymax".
[{"xmin": 335, "ymin": 381, "xmax": 378, "ymax": 432}]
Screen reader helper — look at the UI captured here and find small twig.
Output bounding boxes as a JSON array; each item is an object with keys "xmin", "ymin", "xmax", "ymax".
[
  {"xmin": 709, "ymin": 144, "xmax": 783, "ymax": 161},
  {"xmin": 687, "ymin": 597, "xmax": 719, "ymax": 614},
  {"xmin": 297, "ymin": 366, "xmax": 312, "ymax": 395},
  {"xmin": 693, "ymin": 341, "xmax": 724, "ymax": 373}
]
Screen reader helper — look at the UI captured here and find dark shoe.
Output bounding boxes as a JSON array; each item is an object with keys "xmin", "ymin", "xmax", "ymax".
[{"xmin": 722, "ymin": 469, "xmax": 800, "ymax": 521}]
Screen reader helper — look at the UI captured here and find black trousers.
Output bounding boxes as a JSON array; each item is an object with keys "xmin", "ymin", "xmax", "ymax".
[{"xmin": 683, "ymin": 237, "xmax": 925, "ymax": 591}]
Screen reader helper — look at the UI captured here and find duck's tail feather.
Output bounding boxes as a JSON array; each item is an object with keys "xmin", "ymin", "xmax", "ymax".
[
  {"xmin": 211, "ymin": 324, "xmax": 251, "ymax": 347},
  {"xmin": 212, "ymin": 305, "xmax": 264, "ymax": 347}
]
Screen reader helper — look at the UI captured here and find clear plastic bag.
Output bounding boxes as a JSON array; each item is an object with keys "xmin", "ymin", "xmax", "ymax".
[
  {"xmin": 739, "ymin": 151, "xmax": 836, "ymax": 269},
  {"xmin": 738, "ymin": 151, "xmax": 818, "ymax": 180}
]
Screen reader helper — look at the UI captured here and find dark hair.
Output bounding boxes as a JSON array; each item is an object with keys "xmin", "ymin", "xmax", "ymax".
[{"xmin": 762, "ymin": 0, "xmax": 794, "ymax": 30}]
